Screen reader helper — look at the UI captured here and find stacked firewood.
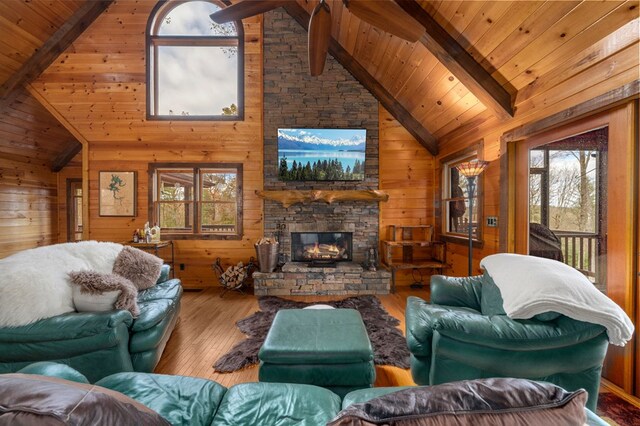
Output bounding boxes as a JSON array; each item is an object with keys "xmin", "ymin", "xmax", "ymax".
[
  {"xmin": 221, "ymin": 262, "xmax": 246, "ymax": 289},
  {"xmin": 255, "ymin": 237, "xmax": 277, "ymax": 245}
]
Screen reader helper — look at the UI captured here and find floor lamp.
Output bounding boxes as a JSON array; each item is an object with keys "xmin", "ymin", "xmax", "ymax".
[{"xmin": 456, "ymin": 160, "xmax": 489, "ymax": 276}]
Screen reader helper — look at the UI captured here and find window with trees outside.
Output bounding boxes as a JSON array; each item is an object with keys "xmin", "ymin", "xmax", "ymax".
[
  {"xmin": 528, "ymin": 127, "xmax": 607, "ymax": 288},
  {"xmin": 149, "ymin": 163, "xmax": 243, "ymax": 240},
  {"xmin": 146, "ymin": 0, "xmax": 243, "ymax": 119},
  {"xmin": 442, "ymin": 152, "xmax": 482, "ymax": 241}
]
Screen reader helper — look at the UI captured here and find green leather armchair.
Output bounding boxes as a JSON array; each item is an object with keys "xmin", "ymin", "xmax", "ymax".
[
  {"xmin": 406, "ymin": 275, "xmax": 609, "ymax": 412},
  {"xmin": 0, "ymin": 265, "xmax": 181, "ymax": 383}
]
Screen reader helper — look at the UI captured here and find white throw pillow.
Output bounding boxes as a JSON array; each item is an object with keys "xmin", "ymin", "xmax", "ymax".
[{"xmin": 72, "ymin": 286, "xmax": 121, "ymax": 312}]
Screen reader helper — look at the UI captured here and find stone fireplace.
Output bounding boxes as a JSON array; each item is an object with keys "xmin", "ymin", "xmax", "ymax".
[{"xmin": 254, "ymin": 9, "xmax": 391, "ymax": 295}]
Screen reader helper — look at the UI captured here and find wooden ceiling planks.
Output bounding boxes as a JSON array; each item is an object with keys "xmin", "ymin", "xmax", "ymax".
[
  {"xmin": 0, "ymin": 0, "xmax": 85, "ymax": 86},
  {"xmin": 508, "ymin": 1, "xmax": 638, "ymax": 92}
]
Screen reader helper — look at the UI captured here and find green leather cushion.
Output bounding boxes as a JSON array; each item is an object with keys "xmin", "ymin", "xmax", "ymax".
[
  {"xmin": 156, "ymin": 265, "xmax": 171, "ymax": 284},
  {"xmin": 138, "ymin": 279, "xmax": 182, "ymax": 303},
  {"xmin": 259, "ymin": 360, "xmax": 376, "ymax": 386},
  {"xmin": 259, "ymin": 309, "xmax": 373, "ymax": 364},
  {"xmin": 479, "ymin": 272, "xmax": 507, "ymax": 316},
  {"xmin": 432, "ymin": 308, "xmax": 606, "ymax": 350},
  {"xmin": 430, "ymin": 275, "xmax": 483, "ymax": 310},
  {"xmin": 212, "ymin": 382, "xmax": 341, "ymax": 426},
  {"xmin": 405, "ymin": 297, "xmax": 478, "ymax": 357},
  {"xmin": 96, "ymin": 372, "xmax": 226, "ymax": 426},
  {"xmin": 0, "ymin": 310, "xmax": 132, "ymax": 343},
  {"xmin": 342, "ymin": 386, "xmax": 412, "ymax": 408},
  {"xmin": 132, "ymin": 299, "xmax": 177, "ymax": 332},
  {"xmin": 17, "ymin": 361, "xmax": 90, "ymax": 384}
]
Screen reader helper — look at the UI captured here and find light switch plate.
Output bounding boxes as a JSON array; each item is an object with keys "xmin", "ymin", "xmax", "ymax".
[{"xmin": 486, "ymin": 216, "xmax": 498, "ymax": 227}]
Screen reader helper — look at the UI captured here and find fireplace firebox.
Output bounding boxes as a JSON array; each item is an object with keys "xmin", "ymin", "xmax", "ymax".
[{"xmin": 291, "ymin": 232, "xmax": 353, "ymax": 265}]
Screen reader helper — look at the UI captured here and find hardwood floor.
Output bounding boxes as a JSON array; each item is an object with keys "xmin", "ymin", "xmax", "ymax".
[{"xmin": 155, "ymin": 286, "xmax": 425, "ymax": 388}]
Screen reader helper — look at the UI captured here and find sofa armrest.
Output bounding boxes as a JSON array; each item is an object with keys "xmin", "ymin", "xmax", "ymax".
[
  {"xmin": 156, "ymin": 264, "xmax": 171, "ymax": 284},
  {"xmin": 430, "ymin": 275, "xmax": 483, "ymax": 310},
  {"xmin": 433, "ymin": 310, "xmax": 607, "ymax": 350},
  {"xmin": 0, "ymin": 310, "xmax": 133, "ymax": 343},
  {"xmin": 405, "ymin": 297, "xmax": 479, "ymax": 357},
  {"xmin": 17, "ymin": 362, "xmax": 90, "ymax": 383}
]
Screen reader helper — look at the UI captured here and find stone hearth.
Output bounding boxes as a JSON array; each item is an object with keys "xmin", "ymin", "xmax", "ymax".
[{"xmin": 253, "ymin": 262, "xmax": 390, "ymax": 296}]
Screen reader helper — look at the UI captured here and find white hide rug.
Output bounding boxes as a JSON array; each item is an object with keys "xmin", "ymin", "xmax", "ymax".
[{"xmin": 0, "ymin": 241, "xmax": 123, "ymax": 327}]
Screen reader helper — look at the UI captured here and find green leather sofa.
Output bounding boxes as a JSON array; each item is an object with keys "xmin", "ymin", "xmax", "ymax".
[
  {"xmin": 0, "ymin": 265, "xmax": 181, "ymax": 382},
  {"xmin": 406, "ymin": 274, "xmax": 609, "ymax": 412},
  {"xmin": 2, "ymin": 362, "xmax": 608, "ymax": 426}
]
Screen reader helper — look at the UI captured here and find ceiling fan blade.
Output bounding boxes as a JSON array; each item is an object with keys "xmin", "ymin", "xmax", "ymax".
[
  {"xmin": 344, "ymin": 0, "xmax": 424, "ymax": 42},
  {"xmin": 209, "ymin": 0, "xmax": 291, "ymax": 24},
  {"xmin": 308, "ymin": 1, "xmax": 332, "ymax": 76}
]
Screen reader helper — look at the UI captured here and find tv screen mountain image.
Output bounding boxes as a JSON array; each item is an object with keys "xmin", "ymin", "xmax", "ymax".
[{"xmin": 277, "ymin": 128, "xmax": 367, "ymax": 181}]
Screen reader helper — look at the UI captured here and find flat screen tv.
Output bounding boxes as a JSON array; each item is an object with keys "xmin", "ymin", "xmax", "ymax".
[{"xmin": 278, "ymin": 128, "xmax": 366, "ymax": 181}]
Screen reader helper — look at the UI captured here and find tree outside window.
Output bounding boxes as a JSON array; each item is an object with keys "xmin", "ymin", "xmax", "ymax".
[{"xmin": 150, "ymin": 163, "xmax": 243, "ymax": 240}]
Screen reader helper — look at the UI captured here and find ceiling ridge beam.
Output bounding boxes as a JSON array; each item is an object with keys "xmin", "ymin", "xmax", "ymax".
[
  {"xmin": 395, "ymin": 0, "xmax": 514, "ymax": 120},
  {"xmin": 283, "ymin": 3, "xmax": 439, "ymax": 156},
  {"xmin": 51, "ymin": 140, "xmax": 82, "ymax": 172},
  {"xmin": 0, "ymin": 0, "xmax": 113, "ymax": 110}
]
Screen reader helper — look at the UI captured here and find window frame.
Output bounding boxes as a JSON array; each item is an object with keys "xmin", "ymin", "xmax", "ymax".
[
  {"xmin": 145, "ymin": 0, "xmax": 245, "ymax": 121},
  {"xmin": 440, "ymin": 147, "xmax": 485, "ymax": 247},
  {"xmin": 148, "ymin": 162, "xmax": 243, "ymax": 240}
]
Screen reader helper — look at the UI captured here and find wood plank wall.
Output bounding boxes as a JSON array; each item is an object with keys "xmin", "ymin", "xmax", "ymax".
[
  {"xmin": 0, "ymin": 88, "xmax": 78, "ymax": 259},
  {"xmin": 379, "ymin": 107, "xmax": 436, "ymax": 286},
  {"xmin": 30, "ymin": 1, "xmax": 264, "ymax": 288},
  {"xmin": 0, "ymin": 155, "xmax": 57, "ymax": 258}
]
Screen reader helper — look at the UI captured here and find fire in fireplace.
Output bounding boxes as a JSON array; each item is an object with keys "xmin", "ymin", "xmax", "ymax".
[{"xmin": 291, "ymin": 232, "xmax": 353, "ymax": 263}]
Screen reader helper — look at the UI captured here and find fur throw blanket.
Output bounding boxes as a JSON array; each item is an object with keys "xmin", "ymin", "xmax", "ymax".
[
  {"xmin": 0, "ymin": 241, "xmax": 124, "ymax": 327},
  {"xmin": 68, "ymin": 271, "xmax": 140, "ymax": 317}
]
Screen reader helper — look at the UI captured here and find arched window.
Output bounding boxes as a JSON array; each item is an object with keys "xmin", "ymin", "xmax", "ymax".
[{"xmin": 147, "ymin": 0, "xmax": 243, "ymax": 120}]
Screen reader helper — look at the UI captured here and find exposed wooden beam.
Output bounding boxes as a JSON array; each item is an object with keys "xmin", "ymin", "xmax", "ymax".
[
  {"xmin": 283, "ymin": 3, "xmax": 439, "ymax": 156},
  {"xmin": 502, "ymin": 80, "xmax": 640, "ymax": 143},
  {"xmin": 395, "ymin": 0, "xmax": 514, "ymax": 120},
  {"xmin": 51, "ymin": 141, "xmax": 82, "ymax": 172},
  {"xmin": 0, "ymin": 0, "xmax": 113, "ymax": 110}
]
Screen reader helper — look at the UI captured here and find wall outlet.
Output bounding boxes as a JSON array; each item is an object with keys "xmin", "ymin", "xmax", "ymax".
[
  {"xmin": 486, "ymin": 216, "xmax": 498, "ymax": 227},
  {"xmin": 179, "ymin": 263, "xmax": 185, "ymax": 271}
]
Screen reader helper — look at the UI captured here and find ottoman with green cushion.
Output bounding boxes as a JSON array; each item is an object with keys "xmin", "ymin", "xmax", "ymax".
[{"xmin": 258, "ymin": 308, "xmax": 375, "ymax": 398}]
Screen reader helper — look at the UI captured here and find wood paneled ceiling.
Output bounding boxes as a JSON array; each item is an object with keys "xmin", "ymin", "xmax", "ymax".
[
  {"xmin": 0, "ymin": 0, "xmax": 638, "ymax": 165},
  {"xmin": 0, "ymin": 0, "xmax": 86, "ymax": 87},
  {"xmin": 0, "ymin": 0, "xmax": 90, "ymax": 169},
  {"xmin": 294, "ymin": 0, "xmax": 639, "ymax": 146}
]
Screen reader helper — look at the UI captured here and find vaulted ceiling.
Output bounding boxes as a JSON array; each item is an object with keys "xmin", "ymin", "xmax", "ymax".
[
  {"xmin": 0, "ymin": 0, "xmax": 107, "ymax": 170},
  {"xmin": 0, "ymin": 0, "xmax": 638, "ymax": 165}
]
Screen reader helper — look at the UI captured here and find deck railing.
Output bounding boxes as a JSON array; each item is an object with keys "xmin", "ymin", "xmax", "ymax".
[{"xmin": 554, "ymin": 231, "xmax": 599, "ymax": 282}]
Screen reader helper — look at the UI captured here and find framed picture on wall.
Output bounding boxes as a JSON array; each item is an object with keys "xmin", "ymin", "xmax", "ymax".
[{"xmin": 99, "ymin": 171, "xmax": 137, "ymax": 217}]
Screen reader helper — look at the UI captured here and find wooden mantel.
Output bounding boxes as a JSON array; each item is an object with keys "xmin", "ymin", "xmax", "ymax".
[{"xmin": 255, "ymin": 190, "xmax": 389, "ymax": 208}]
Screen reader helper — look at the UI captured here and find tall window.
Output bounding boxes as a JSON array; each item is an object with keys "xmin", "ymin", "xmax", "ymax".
[
  {"xmin": 149, "ymin": 163, "xmax": 243, "ymax": 239},
  {"xmin": 442, "ymin": 152, "xmax": 483, "ymax": 241},
  {"xmin": 147, "ymin": 0, "xmax": 244, "ymax": 119}
]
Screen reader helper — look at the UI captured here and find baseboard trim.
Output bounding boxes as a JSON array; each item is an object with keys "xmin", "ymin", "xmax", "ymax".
[{"xmin": 600, "ymin": 378, "xmax": 640, "ymax": 408}]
